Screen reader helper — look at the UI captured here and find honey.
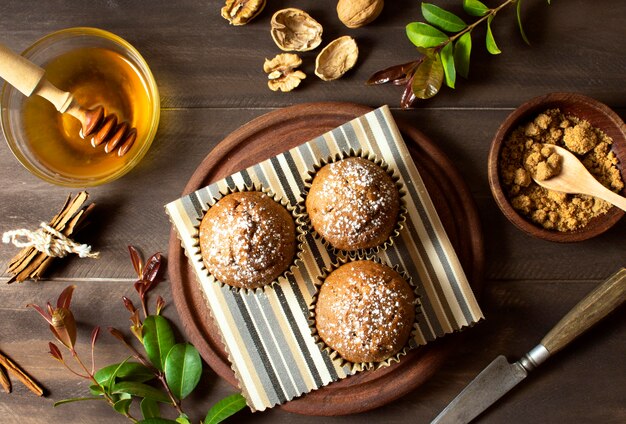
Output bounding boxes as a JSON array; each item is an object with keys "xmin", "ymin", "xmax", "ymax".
[{"xmin": 22, "ymin": 47, "xmax": 153, "ymax": 180}]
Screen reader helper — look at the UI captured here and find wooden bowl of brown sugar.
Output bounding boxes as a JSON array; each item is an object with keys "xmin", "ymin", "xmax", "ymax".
[{"xmin": 488, "ymin": 92, "xmax": 626, "ymax": 242}]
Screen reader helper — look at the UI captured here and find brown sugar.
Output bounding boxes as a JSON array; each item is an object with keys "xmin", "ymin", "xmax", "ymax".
[
  {"xmin": 524, "ymin": 144, "xmax": 562, "ymax": 181},
  {"xmin": 500, "ymin": 108, "xmax": 624, "ymax": 232}
]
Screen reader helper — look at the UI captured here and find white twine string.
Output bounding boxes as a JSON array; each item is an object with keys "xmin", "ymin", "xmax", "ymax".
[{"xmin": 2, "ymin": 222, "xmax": 99, "ymax": 259}]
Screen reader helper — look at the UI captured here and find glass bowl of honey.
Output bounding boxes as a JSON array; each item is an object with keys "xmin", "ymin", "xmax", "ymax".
[{"xmin": 1, "ymin": 27, "xmax": 160, "ymax": 186}]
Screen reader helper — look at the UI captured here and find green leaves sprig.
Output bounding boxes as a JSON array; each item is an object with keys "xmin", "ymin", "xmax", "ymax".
[
  {"xmin": 367, "ymin": 0, "xmax": 552, "ymax": 108},
  {"xmin": 29, "ymin": 246, "xmax": 247, "ymax": 424}
]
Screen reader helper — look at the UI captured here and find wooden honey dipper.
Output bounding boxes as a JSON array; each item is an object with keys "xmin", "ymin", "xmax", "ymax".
[{"xmin": 0, "ymin": 42, "xmax": 136, "ymax": 156}]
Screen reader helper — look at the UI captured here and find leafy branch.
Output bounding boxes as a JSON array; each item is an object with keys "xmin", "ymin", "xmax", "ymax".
[
  {"xmin": 367, "ymin": 0, "xmax": 552, "ymax": 108},
  {"xmin": 29, "ymin": 246, "xmax": 246, "ymax": 424}
]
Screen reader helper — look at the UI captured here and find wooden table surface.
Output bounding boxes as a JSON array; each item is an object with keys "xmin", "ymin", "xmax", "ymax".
[{"xmin": 1, "ymin": 1, "xmax": 624, "ymax": 423}]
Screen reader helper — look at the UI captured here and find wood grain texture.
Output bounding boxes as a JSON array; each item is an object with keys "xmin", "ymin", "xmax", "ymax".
[{"xmin": 0, "ymin": 0, "xmax": 625, "ymax": 423}]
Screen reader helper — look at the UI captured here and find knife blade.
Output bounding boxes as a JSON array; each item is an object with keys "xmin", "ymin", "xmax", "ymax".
[{"xmin": 432, "ymin": 268, "xmax": 626, "ymax": 424}]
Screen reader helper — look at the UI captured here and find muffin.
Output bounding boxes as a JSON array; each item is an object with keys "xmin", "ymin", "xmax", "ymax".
[
  {"xmin": 315, "ymin": 260, "xmax": 415, "ymax": 363},
  {"xmin": 199, "ymin": 191, "xmax": 296, "ymax": 290},
  {"xmin": 305, "ymin": 157, "xmax": 400, "ymax": 251}
]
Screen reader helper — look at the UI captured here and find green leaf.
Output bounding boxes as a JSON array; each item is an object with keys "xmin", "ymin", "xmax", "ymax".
[
  {"xmin": 421, "ymin": 3, "xmax": 467, "ymax": 32},
  {"xmin": 114, "ymin": 398, "xmax": 133, "ymax": 415},
  {"xmin": 107, "ymin": 357, "xmax": 131, "ymax": 394},
  {"xmin": 164, "ymin": 343, "xmax": 202, "ymax": 400},
  {"xmin": 112, "ymin": 381, "xmax": 171, "ymax": 404},
  {"xmin": 53, "ymin": 397, "xmax": 105, "ymax": 407},
  {"xmin": 516, "ymin": 0, "xmax": 531, "ymax": 45},
  {"xmin": 486, "ymin": 15, "xmax": 501, "ymax": 54},
  {"xmin": 204, "ymin": 393, "xmax": 247, "ymax": 424},
  {"xmin": 439, "ymin": 43, "xmax": 456, "ymax": 89},
  {"xmin": 463, "ymin": 0, "xmax": 490, "ymax": 16},
  {"xmin": 411, "ymin": 52, "xmax": 444, "ymax": 99},
  {"xmin": 95, "ymin": 361, "xmax": 154, "ymax": 392},
  {"xmin": 406, "ymin": 22, "xmax": 449, "ymax": 48},
  {"xmin": 454, "ymin": 32, "xmax": 472, "ymax": 78},
  {"xmin": 138, "ymin": 419, "xmax": 179, "ymax": 424},
  {"xmin": 89, "ymin": 384, "xmax": 104, "ymax": 396},
  {"xmin": 176, "ymin": 414, "xmax": 192, "ymax": 424},
  {"xmin": 143, "ymin": 315, "xmax": 176, "ymax": 371},
  {"xmin": 141, "ymin": 397, "xmax": 160, "ymax": 419}
]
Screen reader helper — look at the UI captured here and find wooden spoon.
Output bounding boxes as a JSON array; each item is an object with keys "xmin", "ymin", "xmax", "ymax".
[
  {"xmin": 0, "ymin": 42, "xmax": 136, "ymax": 156},
  {"xmin": 533, "ymin": 144, "xmax": 626, "ymax": 212}
]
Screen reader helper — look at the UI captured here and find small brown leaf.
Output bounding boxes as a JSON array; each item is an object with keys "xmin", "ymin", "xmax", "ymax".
[
  {"xmin": 134, "ymin": 280, "xmax": 145, "ymax": 298},
  {"xmin": 108, "ymin": 327, "xmax": 128, "ymax": 344},
  {"xmin": 50, "ymin": 308, "xmax": 77, "ymax": 350},
  {"xmin": 142, "ymin": 253, "xmax": 162, "ymax": 284},
  {"xmin": 401, "ymin": 77, "xmax": 417, "ymax": 109},
  {"xmin": 27, "ymin": 303, "xmax": 53, "ymax": 326},
  {"xmin": 156, "ymin": 296, "xmax": 165, "ymax": 315},
  {"xmin": 366, "ymin": 60, "xmax": 422, "ymax": 85},
  {"xmin": 48, "ymin": 342, "xmax": 63, "ymax": 361},
  {"xmin": 128, "ymin": 246, "xmax": 143, "ymax": 277},
  {"xmin": 122, "ymin": 296, "xmax": 137, "ymax": 314},
  {"xmin": 56, "ymin": 285, "xmax": 76, "ymax": 309}
]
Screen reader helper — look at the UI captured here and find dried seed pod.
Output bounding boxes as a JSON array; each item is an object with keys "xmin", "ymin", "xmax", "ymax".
[
  {"xmin": 263, "ymin": 53, "xmax": 307, "ymax": 92},
  {"xmin": 271, "ymin": 8, "xmax": 323, "ymax": 52},
  {"xmin": 315, "ymin": 36, "xmax": 359, "ymax": 81},
  {"xmin": 221, "ymin": 0, "xmax": 266, "ymax": 26},
  {"xmin": 337, "ymin": 0, "xmax": 384, "ymax": 28}
]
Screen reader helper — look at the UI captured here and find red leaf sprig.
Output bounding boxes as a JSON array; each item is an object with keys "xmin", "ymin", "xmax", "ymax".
[{"xmin": 128, "ymin": 246, "xmax": 163, "ymax": 318}]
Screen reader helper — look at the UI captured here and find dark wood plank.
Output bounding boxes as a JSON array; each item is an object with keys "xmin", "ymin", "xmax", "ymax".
[
  {"xmin": 0, "ymin": 1, "xmax": 624, "ymax": 109},
  {"xmin": 0, "ymin": 279, "xmax": 623, "ymax": 423}
]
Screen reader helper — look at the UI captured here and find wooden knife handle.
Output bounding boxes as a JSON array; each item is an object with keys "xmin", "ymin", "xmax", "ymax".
[{"xmin": 541, "ymin": 268, "xmax": 626, "ymax": 355}]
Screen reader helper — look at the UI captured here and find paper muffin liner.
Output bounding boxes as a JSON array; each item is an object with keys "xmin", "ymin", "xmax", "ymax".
[
  {"xmin": 191, "ymin": 183, "xmax": 306, "ymax": 295},
  {"xmin": 308, "ymin": 253, "xmax": 422, "ymax": 374},
  {"xmin": 299, "ymin": 149, "xmax": 407, "ymax": 258}
]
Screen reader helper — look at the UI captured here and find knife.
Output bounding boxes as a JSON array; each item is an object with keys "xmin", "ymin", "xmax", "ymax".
[{"xmin": 432, "ymin": 267, "xmax": 626, "ymax": 424}]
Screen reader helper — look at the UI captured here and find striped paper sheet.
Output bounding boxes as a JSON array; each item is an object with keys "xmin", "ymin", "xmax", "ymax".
[{"xmin": 165, "ymin": 105, "xmax": 483, "ymax": 411}]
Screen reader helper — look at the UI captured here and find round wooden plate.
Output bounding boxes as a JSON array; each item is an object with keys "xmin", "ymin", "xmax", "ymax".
[{"xmin": 168, "ymin": 102, "xmax": 484, "ymax": 416}]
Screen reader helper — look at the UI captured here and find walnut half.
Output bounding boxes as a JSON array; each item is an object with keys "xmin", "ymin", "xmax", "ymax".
[
  {"xmin": 315, "ymin": 36, "xmax": 359, "ymax": 81},
  {"xmin": 263, "ymin": 53, "xmax": 307, "ymax": 92},
  {"xmin": 270, "ymin": 8, "xmax": 323, "ymax": 52},
  {"xmin": 221, "ymin": 0, "xmax": 266, "ymax": 26}
]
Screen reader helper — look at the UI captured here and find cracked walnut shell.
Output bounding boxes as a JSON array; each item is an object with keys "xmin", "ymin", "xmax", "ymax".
[
  {"xmin": 264, "ymin": 53, "xmax": 306, "ymax": 92},
  {"xmin": 221, "ymin": 0, "xmax": 266, "ymax": 26},
  {"xmin": 270, "ymin": 8, "xmax": 323, "ymax": 52},
  {"xmin": 337, "ymin": 0, "xmax": 384, "ymax": 28},
  {"xmin": 315, "ymin": 36, "xmax": 359, "ymax": 81}
]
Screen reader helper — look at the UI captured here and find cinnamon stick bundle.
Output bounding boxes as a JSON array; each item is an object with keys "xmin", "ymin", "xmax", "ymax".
[{"xmin": 6, "ymin": 191, "xmax": 95, "ymax": 283}]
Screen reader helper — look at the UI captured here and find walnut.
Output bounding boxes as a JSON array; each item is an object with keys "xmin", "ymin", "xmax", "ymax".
[
  {"xmin": 337, "ymin": 0, "xmax": 384, "ymax": 28},
  {"xmin": 263, "ymin": 53, "xmax": 306, "ymax": 92},
  {"xmin": 221, "ymin": 0, "xmax": 266, "ymax": 26},
  {"xmin": 315, "ymin": 36, "xmax": 359, "ymax": 81},
  {"xmin": 270, "ymin": 8, "xmax": 323, "ymax": 52}
]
